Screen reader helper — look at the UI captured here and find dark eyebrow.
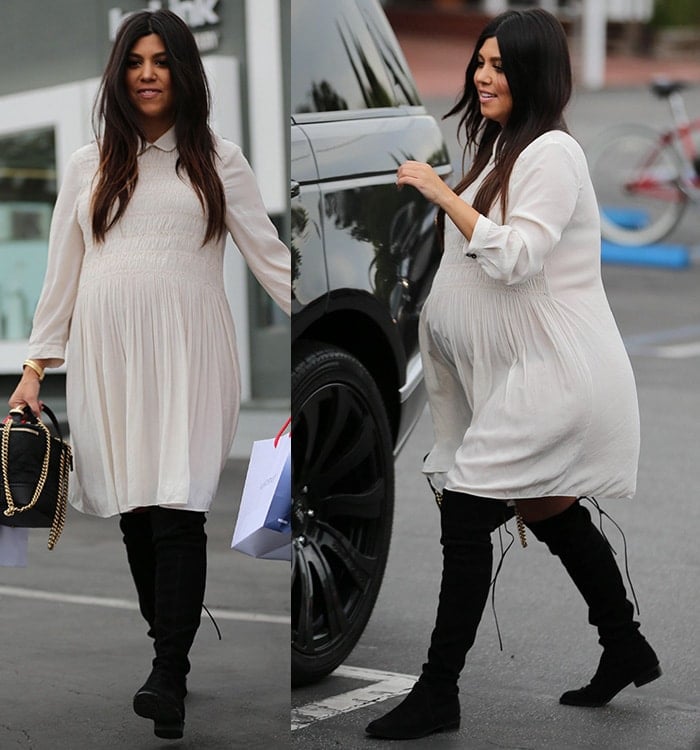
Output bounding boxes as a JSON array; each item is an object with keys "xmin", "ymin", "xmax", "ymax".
[{"xmin": 127, "ymin": 51, "xmax": 168, "ymax": 59}]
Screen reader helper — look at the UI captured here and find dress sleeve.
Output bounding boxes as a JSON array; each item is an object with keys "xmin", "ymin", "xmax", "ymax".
[
  {"xmin": 27, "ymin": 152, "xmax": 87, "ymax": 367},
  {"xmin": 466, "ymin": 138, "xmax": 581, "ymax": 285},
  {"xmin": 221, "ymin": 143, "xmax": 291, "ymax": 316}
]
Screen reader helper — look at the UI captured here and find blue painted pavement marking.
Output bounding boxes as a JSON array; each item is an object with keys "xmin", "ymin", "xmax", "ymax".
[
  {"xmin": 601, "ymin": 240, "xmax": 690, "ymax": 269},
  {"xmin": 601, "ymin": 207, "xmax": 649, "ymax": 229}
]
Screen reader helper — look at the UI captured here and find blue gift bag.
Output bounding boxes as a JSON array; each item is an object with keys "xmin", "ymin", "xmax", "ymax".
[{"xmin": 263, "ymin": 449, "xmax": 291, "ymax": 533}]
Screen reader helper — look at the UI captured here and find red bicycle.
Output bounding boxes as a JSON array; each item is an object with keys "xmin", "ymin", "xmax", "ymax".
[{"xmin": 587, "ymin": 79, "xmax": 700, "ymax": 246}]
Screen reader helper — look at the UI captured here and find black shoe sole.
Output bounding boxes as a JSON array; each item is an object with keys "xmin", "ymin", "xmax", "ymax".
[
  {"xmin": 560, "ymin": 663, "xmax": 662, "ymax": 707},
  {"xmin": 365, "ymin": 719, "xmax": 460, "ymax": 740},
  {"xmin": 634, "ymin": 663, "xmax": 662, "ymax": 688},
  {"xmin": 133, "ymin": 689, "xmax": 184, "ymax": 739}
]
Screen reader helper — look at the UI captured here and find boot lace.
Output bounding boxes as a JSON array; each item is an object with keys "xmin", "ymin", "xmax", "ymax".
[
  {"xmin": 469, "ymin": 496, "xmax": 641, "ymax": 654},
  {"xmin": 490, "ymin": 521, "xmax": 516, "ymax": 650},
  {"xmin": 579, "ymin": 496, "xmax": 641, "ymax": 615},
  {"xmin": 203, "ymin": 603, "xmax": 222, "ymax": 640}
]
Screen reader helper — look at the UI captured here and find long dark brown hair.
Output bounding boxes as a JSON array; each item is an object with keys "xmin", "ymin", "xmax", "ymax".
[
  {"xmin": 91, "ymin": 9, "xmax": 225, "ymax": 244},
  {"xmin": 439, "ymin": 9, "xmax": 572, "ymax": 233}
]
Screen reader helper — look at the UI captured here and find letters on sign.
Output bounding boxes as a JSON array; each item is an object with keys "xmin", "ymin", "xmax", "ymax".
[{"xmin": 108, "ymin": 0, "xmax": 221, "ymax": 51}]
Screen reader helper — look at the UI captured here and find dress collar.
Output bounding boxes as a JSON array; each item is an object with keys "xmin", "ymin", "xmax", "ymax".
[{"xmin": 142, "ymin": 126, "xmax": 177, "ymax": 153}]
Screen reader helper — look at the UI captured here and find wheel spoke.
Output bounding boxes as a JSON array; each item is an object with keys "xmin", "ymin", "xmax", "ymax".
[
  {"xmin": 294, "ymin": 395, "xmax": 323, "ymax": 486},
  {"xmin": 305, "ymin": 534, "xmax": 349, "ymax": 641},
  {"xmin": 297, "ymin": 384, "xmax": 381, "ymax": 501},
  {"xmin": 296, "ymin": 386, "xmax": 367, "ymax": 489},
  {"xmin": 292, "ymin": 517, "xmax": 379, "ymax": 657},
  {"xmin": 324, "ymin": 479, "xmax": 385, "ymax": 520},
  {"xmin": 318, "ymin": 415, "xmax": 377, "ymax": 483},
  {"xmin": 292, "ymin": 540, "xmax": 316, "ymax": 652},
  {"xmin": 315, "ymin": 520, "xmax": 375, "ymax": 590},
  {"xmin": 305, "ymin": 387, "xmax": 354, "ymax": 477}
]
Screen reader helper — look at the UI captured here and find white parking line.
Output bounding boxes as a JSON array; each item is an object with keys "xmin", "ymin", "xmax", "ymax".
[
  {"xmin": 292, "ymin": 665, "xmax": 416, "ymax": 731},
  {"xmin": 631, "ymin": 341, "xmax": 700, "ymax": 359},
  {"xmin": 624, "ymin": 325, "xmax": 700, "ymax": 359},
  {"xmin": 0, "ymin": 584, "xmax": 290, "ymax": 625}
]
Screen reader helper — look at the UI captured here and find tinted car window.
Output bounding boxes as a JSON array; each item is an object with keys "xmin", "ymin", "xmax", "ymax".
[{"xmin": 291, "ymin": 0, "xmax": 418, "ymax": 114}]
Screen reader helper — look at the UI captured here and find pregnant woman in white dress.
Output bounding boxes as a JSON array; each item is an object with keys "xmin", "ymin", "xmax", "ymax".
[
  {"xmin": 366, "ymin": 9, "xmax": 659, "ymax": 741},
  {"xmin": 9, "ymin": 10, "xmax": 289, "ymax": 741}
]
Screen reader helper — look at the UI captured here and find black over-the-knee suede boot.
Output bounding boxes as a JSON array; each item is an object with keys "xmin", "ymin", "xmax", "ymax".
[
  {"xmin": 133, "ymin": 507, "xmax": 207, "ymax": 740},
  {"xmin": 365, "ymin": 490, "xmax": 513, "ymax": 740},
  {"xmin": 527, "ymin": 500, "xmax": 660, "ymax": 707},
  {"xmin": 119, "ymin": 511, "xmax": 156, "ymax": 637}
]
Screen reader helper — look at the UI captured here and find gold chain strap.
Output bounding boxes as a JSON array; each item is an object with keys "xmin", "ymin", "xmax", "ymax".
[
  {"xmin": 47, "ymin": 446, "xmax": 71, "ymax": 550},
  {"xmin": 515, "ymin": 505, "xmax": 528, "ymax": 548},
  {"xmin": 2, "ymin": 417, "xmax": 51, "ymax": 517},
  {"xmin": 426, "ymin": 475, "xmax": 443, "ymax": 509},
  {"xmin": 1, "ymin": 416, "xmax": 72, "ymax": 550}
]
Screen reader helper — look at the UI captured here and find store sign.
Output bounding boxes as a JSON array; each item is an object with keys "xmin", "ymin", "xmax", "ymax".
[{"xmin": 108, "ymin": 0, "xmax": 221, "ymax": 52}]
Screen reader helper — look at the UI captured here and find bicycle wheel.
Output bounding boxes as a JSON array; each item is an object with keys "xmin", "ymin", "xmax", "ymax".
[{"xmin": 587, "ymin": 124, "xmax": 687, "ymax": 246}]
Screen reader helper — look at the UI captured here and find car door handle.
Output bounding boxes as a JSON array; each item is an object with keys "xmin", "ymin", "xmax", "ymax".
[{"xmin": 290, "ymin": 180, "xmax": 300, "ymax": 198}]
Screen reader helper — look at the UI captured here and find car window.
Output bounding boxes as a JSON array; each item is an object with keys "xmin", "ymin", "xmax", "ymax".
[{"xmin": 291, "ymin": 0, "xmax": 417, "ymax": 114}]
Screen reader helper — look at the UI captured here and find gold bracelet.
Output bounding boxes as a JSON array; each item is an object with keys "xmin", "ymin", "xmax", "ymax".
[{"xmin": 23, "ymin": 359, "xmax": 45, "ymax": 381}]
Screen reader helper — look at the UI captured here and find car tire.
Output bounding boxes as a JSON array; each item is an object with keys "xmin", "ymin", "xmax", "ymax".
[{"xmin": 291, "ymin": 340, "xmax": 395, "ymax": 687}]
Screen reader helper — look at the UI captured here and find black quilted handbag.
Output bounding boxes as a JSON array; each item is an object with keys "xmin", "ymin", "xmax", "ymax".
[{"xmin": 0, "ymin": 404, "xmax": 73, "ymax": 549}]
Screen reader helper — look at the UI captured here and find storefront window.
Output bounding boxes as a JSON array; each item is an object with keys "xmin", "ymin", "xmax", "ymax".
[{"xmin": 0, "ymin": 127, "xmax": 56, "ymax": 341}]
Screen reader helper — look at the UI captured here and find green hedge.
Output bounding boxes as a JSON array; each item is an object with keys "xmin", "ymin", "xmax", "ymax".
[{"xmin": 652, "ymin": 0, "xmax": 700, "ymax": 27}]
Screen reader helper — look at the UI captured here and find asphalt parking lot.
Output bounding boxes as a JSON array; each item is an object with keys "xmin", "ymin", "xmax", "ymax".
[{"xmin": 0, "ymin": 457, "xmax": 290, "ymax": 750}]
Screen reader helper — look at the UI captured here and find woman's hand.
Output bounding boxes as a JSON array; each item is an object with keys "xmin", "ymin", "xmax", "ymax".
[
  {"xmin": 9, "ymin": 372, "xmax": 42, "ymax": 418},
  {"xmin": 397, "ymin": 160, "xmax": 481, "ymax": 242},
  {"xmin": 396, "ymin": 161, "xmax": 452, "ymax": 206}
]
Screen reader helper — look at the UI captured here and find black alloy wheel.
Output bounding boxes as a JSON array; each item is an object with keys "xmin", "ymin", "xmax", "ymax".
[{"xmin": 291, "ymin": 341, "xmax": 395, "ymax": 686}]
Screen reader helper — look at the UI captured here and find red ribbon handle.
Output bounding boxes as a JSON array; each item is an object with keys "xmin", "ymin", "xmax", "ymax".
[{"xmin": 274, "ymin": 416, "xmax": 291, "ymax": 448}]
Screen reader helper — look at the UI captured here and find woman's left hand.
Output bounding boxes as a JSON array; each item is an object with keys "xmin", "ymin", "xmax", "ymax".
[{"xmin": 396, "ymin": 161, "xmax": 450, "ymax": 206}]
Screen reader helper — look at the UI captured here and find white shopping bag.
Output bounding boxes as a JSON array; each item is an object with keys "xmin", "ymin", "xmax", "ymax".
[
  {"xmin": 231, "ymin": 426, "xmax": 291, "ymax": 561},
  {"xmin": 0, "ymin": 526, "xmax": 29, "ymax": 567}
]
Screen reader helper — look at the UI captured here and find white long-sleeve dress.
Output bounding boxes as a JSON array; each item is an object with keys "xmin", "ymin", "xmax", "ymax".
[
  {"xmin": 28, "ymin": 128, "xmax": 290, "ymax": 517},
  {"xmin": 420, "ymin": 130, "xmax": 639, "ymax": 501}
]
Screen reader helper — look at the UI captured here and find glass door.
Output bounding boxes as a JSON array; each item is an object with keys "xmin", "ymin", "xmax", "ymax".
[{"xmin": 0, "ymin": 127, "xmax": 57, "ymax": 342}]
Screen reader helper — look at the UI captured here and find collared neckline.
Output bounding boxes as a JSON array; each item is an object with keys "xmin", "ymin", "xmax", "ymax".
[{"xmin": 142, "ymin": 126, "xmax": 177, "ymax": 153}]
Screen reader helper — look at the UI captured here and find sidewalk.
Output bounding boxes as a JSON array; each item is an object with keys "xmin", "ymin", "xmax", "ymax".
[{"xmin": 395, "ymin": 30, "xmax": 700, "ymax": 99}]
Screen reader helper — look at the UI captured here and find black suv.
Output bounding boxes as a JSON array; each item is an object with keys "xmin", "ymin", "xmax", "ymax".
[{"xmin": 291, "ymin": 0, "xmax": 451, "ymax": 686}]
